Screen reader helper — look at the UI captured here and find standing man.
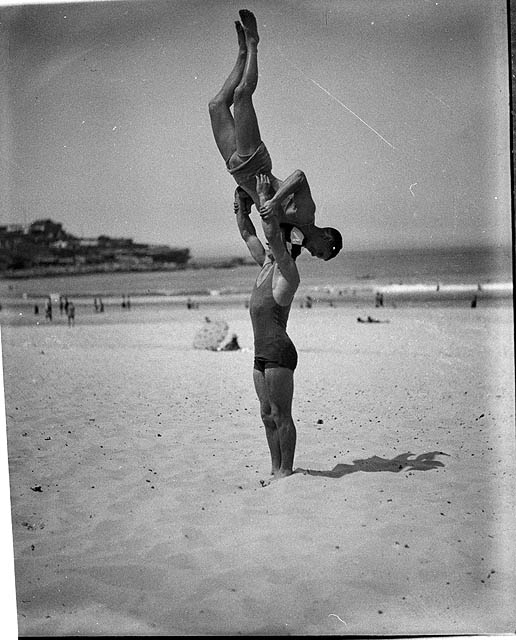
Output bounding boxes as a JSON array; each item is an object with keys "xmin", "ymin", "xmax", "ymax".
[
  {"xmin": 44, "ymin": 296, "xmax": 52, "ymax": 322},
  {"xmin": 236, "ymin": 174, "xmax": 299, "ymax": 481},
  {"xmin": 66, "ymin": 301, "xmax": 75, "ymax": 327},
  {"xmin": 209, "ymin": 9, "xmax": 342, "ymax": 262}
]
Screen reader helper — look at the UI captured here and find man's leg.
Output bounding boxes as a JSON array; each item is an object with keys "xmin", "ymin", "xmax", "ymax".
[
  {"xmin": 265, "ymin": 367, "xmax": 296, "ymax": 477},
  {"xmin": 233, "ymin": 10, "xmax": 262, "ymax": 157},
  {"xmin": 253, "ymin": 368, "xmax": 282, "ymax": 474},
  {"xmin": 208, "ymin": 21, "xmax": 247, "ymax": 162}
]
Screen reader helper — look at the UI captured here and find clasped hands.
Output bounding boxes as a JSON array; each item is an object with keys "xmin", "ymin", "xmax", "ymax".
[{"xmin": 256, "ymin": 174, "xmax": 276, "ymax": 219}]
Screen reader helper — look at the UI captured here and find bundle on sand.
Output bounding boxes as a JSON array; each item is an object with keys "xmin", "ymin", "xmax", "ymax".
[{"xmin": 192, "ymin": 317, "xmax": 228, "ymax": 350}]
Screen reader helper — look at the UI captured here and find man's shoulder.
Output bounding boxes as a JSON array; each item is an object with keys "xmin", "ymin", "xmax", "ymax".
[{"xmin": 281, "ymin": 196, "xmax": 314, "ymax": 225}]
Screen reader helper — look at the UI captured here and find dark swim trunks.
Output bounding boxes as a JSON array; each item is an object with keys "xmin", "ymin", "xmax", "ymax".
[
  {"xmin": 226, "ymin": 142, "xmax": 272, "ymax": 185},
  {"xmin": 253, "ymin": 355, "xmax": 297, "ymax": 372},
  {"xmin": 249, "ymin": 262, "xmax": 298, "ymax": 373}
]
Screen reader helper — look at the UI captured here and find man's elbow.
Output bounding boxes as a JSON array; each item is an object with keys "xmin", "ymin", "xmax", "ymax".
[{"xmin": 294, "ymin": 169, "xmax": 306, "ymax": 184}]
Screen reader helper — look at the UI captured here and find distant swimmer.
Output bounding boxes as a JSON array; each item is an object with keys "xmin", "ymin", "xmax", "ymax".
[{"xmin": 209, "ymin": 9, "xmax": 342, "ymax": 262}]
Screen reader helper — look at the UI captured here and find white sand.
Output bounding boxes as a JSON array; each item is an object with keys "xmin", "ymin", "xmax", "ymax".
[{"xmin": 1, "ymin": 301, "xmax": 515, "ymax": 636}]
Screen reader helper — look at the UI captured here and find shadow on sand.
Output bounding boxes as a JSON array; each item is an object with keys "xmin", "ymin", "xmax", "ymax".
[{"xmin": 297, "ymin": 451, "xmax": 450, "ymax": 478}]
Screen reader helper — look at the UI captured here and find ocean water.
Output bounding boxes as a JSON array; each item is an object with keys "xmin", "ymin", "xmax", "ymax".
[
  {"xmin": 0, "ymin": 246, "xmax": 512, "ymax": 300},
  {"xmin": 298, "ymin": 245, "xmax": 513, "ymax": 288}
]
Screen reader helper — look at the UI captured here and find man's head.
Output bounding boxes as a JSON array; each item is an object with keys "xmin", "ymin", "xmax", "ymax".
[{"xmin": 304, "ymin": 227, "xmax": 342, "ymax": 261}]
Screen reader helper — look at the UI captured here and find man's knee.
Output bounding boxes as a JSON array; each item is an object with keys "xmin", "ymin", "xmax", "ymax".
[
  {"xmin": 233, "ymin": 82, "xmax": 253, "ymax": 102},
  {"xmin": 208, "ymin": 95, "xmax": 229, "ymax": 116},
  {"xmin": 269, "ymin": 404, "xmax": 291, "ymax": 425},
  {"xmin": 260, "ymin": 408, "xmax": 275, "ymax": 428},
  {"xmin": 208, "ymin": 97, "xmax": 220, "ymax": 114}
]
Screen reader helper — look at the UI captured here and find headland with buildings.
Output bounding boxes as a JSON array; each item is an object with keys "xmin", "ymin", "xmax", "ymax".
[{"xmin": 0, "ymin": 219, "xmax": 248, "ymax": 278}]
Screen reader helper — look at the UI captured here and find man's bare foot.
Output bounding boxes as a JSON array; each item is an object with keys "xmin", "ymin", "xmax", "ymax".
[
  {"xmin": 260, "ymin": 470, "xmax": 290, "ymax": 487},
  {"xmin": 239, "ymin": 9, "xmax": 259, "ymax": 44},
  {"xmin": 275, "ymin": 469, "xmax": 293, "ymax": 480},
  {"xmin": 234, "ymin": 20, "xmax": 246, "ymax": 51}
]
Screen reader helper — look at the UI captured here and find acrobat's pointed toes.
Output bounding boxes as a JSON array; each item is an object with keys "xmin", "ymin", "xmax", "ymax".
[{"xmin": 239, "ymin": 9, "xmax": 259, "ymax": 43}]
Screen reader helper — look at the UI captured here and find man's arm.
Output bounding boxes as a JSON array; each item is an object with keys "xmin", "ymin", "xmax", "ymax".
[
  {"xmin": 260, "ymin": 169, "xmax": 315, "ymax": 218},
  {"xmin": 256, "ymin": 175, "xmax": 300, "ymax": 303},
  {"xmin": 234, "ymin": 189, "xmax": 266, "ymax": 266}
]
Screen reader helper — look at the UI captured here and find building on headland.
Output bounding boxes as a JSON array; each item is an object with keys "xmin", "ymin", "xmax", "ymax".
[{"xmin": 0, "ymin": 219, "xmax": 191, "ymax": 275}]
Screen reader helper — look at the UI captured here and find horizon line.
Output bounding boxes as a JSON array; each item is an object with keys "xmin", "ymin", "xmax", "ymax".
[{"xmin": 191, "ymin": 242, "xmax": 514, "ymax": 260}]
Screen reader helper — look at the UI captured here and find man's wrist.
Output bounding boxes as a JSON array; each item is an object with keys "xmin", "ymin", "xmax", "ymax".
[{"xmin": 258, "ymin": 194, "xmax": 273, "ymax": 206}]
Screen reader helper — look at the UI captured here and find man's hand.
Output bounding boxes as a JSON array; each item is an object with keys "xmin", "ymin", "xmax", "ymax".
[
  {"xmin": 234, "ymin": 187, "xmax": 252, "ymax": 216},
  {"xmin": 256, "ymin": 173, "xmax": 271, "ymax": 198},
  {"xmin": 259, "ymin": 199, "xmax": 276, "ymax": 218},
  {"xmin": 256, "ymin": 174, "xmax": 276, "ymax": 219}
]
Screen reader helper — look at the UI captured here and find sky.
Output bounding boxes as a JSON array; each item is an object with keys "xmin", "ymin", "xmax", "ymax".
[{"xmin": 0, "ymin": 0, "xmax": 512, "ymax": 258}]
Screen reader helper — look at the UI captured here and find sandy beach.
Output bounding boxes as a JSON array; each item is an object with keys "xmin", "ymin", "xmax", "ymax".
[{"xmin": 1, "ymin": 298, "xmax": 514, "ymax": 636}]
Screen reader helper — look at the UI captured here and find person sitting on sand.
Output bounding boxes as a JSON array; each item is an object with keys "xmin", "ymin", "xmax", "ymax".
[
  {"xmin": 357, "ymin": 315, "xmax": 390, "ymax": 324},
  {"xmin": 236, "ymin": 173, "xmax": 299, "ymax": 481},
  {"xmin": 220, "ymin": 333, "xmax": 241, "ymax": 351},
  {"xmin": 209, "ymin": 8, "xmax": 342, "ymax": 262}
]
